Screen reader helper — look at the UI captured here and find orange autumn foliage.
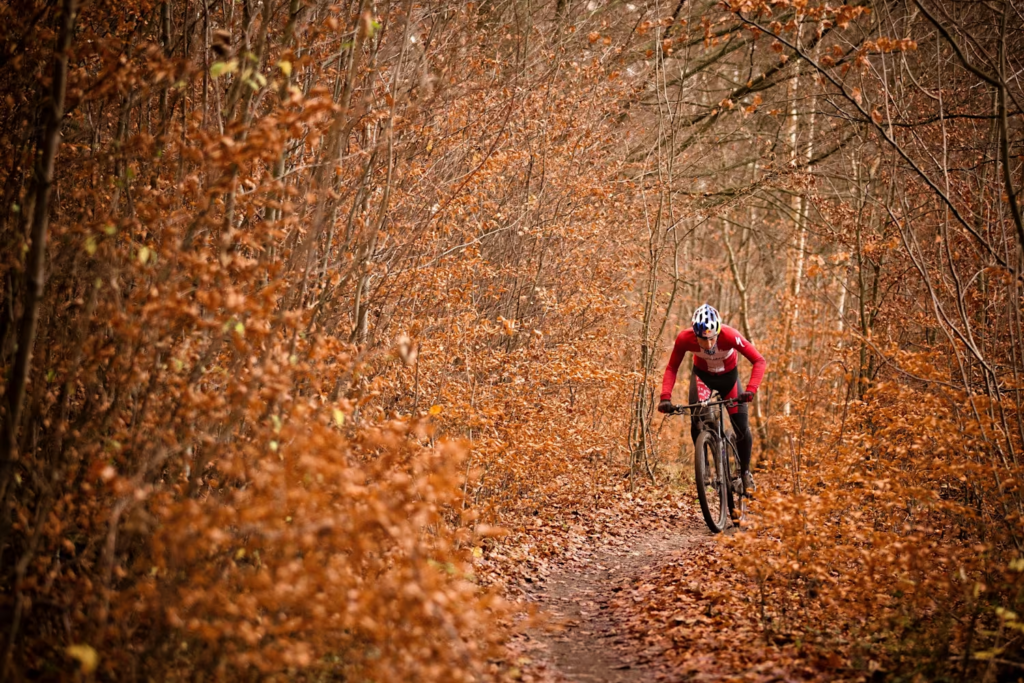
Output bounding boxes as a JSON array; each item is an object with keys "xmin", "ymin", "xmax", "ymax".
[
  {"xmin": 0, "ymin": 0, "xmax": 638, "ymax": 678},
  {"xmin": 2, "ymin": 0, "xmax": 1024, "ymax": 681}
]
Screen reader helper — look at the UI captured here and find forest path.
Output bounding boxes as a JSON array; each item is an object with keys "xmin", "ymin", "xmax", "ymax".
[{"xmin": 524, "ymin": 516, "xmax": 713, "ymax": 682}]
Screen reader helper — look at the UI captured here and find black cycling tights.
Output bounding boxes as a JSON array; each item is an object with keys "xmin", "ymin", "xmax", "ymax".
[{"xmin": 687, "ymin": 368, "xmax": 752, "ymax": 472}]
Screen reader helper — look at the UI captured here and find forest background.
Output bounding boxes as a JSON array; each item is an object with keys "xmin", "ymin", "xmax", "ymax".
[{"xmin": 1, "ymin": 0, "xmax": 1023, "ymax": 679}]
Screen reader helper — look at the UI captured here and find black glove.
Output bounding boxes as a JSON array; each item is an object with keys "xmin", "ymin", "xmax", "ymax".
[
  {"xmin": 657, "ymin": 399, "xmax": 674, "ymax": 414},
  {"xmin": 737, "ymin": 391, "xmax": 755, "ymax": 403}
]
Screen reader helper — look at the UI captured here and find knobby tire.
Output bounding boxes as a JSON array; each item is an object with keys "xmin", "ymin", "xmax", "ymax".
[{"xmin": 694, "ymin": 430, "xmax": 728, "ymax": 533}]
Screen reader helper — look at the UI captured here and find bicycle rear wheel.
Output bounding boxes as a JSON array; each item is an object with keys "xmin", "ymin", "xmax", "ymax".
[{"xmin": 694, "ymin": 431, "xmax": 728, "ymax": 533}]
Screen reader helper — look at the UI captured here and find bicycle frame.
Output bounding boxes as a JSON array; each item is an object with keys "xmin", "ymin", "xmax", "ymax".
[{"xmin": 670, "ymin": 394, "xmax": 735, "ymax": 441}]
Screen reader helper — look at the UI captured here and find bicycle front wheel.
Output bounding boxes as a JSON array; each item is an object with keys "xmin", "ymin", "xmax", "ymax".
[{"xmin": 694, "ymin": 431, "xmax": 728, "ymax": 533}]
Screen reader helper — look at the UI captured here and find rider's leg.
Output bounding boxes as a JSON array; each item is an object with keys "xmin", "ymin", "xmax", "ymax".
[
  {"xmin": 729, "ymin": 411, "xmax": 753, "ymax": 472},
  {"xmin": 723, "ymin": 379, "xmax": 753, "ymax": 474}
]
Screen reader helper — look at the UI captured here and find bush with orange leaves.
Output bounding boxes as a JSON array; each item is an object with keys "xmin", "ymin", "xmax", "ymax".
[
  {"xmin": 1, "ymin": 264, "xmax": 511, "ymax": 680},
  {"xmin": 722, "ymin": 351, "xmax": 1024, "ymax": 679},
  {"xmin": 131, "ymin": 415, "xmax": 508, "ymax": 680}
]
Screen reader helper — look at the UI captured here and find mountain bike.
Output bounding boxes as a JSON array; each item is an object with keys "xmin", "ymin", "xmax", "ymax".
[{"xmin": 667, "ymin": 393, "xmax": 749, "ymax": 533}]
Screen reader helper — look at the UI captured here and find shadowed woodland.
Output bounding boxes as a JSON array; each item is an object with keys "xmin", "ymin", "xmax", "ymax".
[{"xmin": 1, "ymin": 0, "xmax": 1024, "ymax": 679}]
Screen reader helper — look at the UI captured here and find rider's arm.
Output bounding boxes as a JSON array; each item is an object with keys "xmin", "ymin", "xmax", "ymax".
[
  {"xmin": 660, "ymin": 331, "xmax": 691, "ymax": 401},
  {"xmin": 735, "ymin": 334, "xmax": 767, "ymax": 393}
]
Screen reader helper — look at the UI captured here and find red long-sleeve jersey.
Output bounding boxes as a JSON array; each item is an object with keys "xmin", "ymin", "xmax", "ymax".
[{"xmin": 660, "ymin": 325, "xmax": 767, "ymax": 401}]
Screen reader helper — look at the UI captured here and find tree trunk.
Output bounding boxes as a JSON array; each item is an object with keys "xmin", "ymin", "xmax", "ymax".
[{"xmin": 0, "ymin": 0, "xmax": 77, "ymax": 505}]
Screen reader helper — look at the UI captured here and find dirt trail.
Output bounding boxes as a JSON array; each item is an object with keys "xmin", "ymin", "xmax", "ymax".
[{"xmin": 523, "ymin": 517, "xmax": 713, "ymax": 682}]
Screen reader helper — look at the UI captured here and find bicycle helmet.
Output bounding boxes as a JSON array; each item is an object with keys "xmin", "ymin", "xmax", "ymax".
[{"xmin": 691, "ymin": 303, "xmax": 721, "ymax": 339}]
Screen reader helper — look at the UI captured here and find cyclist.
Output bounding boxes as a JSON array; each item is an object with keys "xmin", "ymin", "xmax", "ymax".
[{"xmin": 657, "ymin": 304, "xmax": 767, "ymax": 492}]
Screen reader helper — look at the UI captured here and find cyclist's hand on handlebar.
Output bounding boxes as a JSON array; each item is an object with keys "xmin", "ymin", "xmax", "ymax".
[
  {"xmin": 657, "ymin": 399, "xmax": 674, "ymax": 414},
  {"xmin": 737, "ymin": 391, "xmax": 755, "ymax": 403}
]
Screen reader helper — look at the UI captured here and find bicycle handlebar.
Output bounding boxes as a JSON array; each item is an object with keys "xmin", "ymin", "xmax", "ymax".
[{"xmin": 665, "ymin": 397, "xmax": 740, "ymax": 415}]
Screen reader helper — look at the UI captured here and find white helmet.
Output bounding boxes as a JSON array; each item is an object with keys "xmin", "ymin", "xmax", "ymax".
[{"xmin": 691, "ymin": 304, "xmax": 722, "ymax": 338}]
